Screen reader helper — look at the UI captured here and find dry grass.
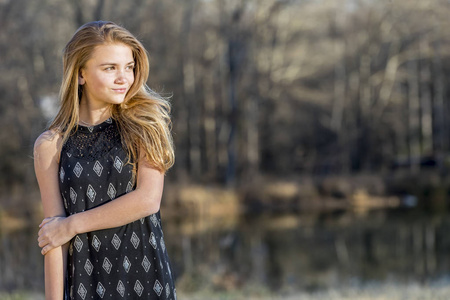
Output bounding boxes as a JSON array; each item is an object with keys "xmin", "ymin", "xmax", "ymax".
[
  {"xmin": 3, "ymin": 281, "xmax": 450, "ymax": 300},
  {"xmin": 178, "ymin": 282, "xmax": 450, "ymax": 300}
]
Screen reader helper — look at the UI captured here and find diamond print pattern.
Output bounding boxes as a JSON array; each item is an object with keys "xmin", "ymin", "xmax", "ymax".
[
  {"xmin": 153, "ymin": 280, "xmax": 163, "ymax": 296},
  {"xmin": 73, "ymin": 162, "xmax": 83, "ymax": 177},
  {"xmin": 123, "ymin": 256, "xmax": 131, "ymax": 273},
  {"xmin": 92, "ymin": 235, "xmax": 101, "ymax": 252},
  {"xmin": 114, "ymin": 156, "xmax": 123, "ymax": 173},
  {"xmin": 93, "ymin": 160, "xmax": 103, "ymax": 176},
  {"xmin": 60, "ymin": 119, "xmax": 176, "ymax": 298},
  {"xmin": 70, "ymin": 187, "xmax": 77, "ymax": 204},
  {"xmin": 78, "ymin": 283, "xmax": 87, "ymax": 300},
  {"xmin": 87, "ymin": 184, "xmax": 96, "ymax": 202},
  {"xmin": 142, "ymin": 256, "xmax": 151, "ymax": 272},
  {"xmin": 134, "ymin": 280, "xmax": 144, "ymax": 296},
  {"xmin": 96, "ymin": 282, "xmax": 106, "ymax": 298},
  {"xmin": 166, "ymin": 283, "xmax": 170, "ymax": 298},
  {"xmin": 107, "ymin": 183, "xmax": 116, "ymax": 199},
  {"xmin": 102, "ymin": 257, "xmax": 112, "ymax": 274},
  {"xmin": 60, "ymin": 166, "xmax": 65, "ymax": 183},
  {"xmin": 117, "ymin": 280, "xmax": 125, "ymax": 297},
  {"xmin": 63, "ymin": 195, "xmax": 68, "ymax": 210},
  {"xmin": 131, "ymin": 232, "xmax": 140, "ymax": 249},
  {"xmin": 160, "ymin": 236, "xmax": 166, "ymax": 253},
  {"xmin": 84, "ymin": 259, "xmax": 93, "ymax": 276},
  {"xmin": 74, "ymin": 235, "xmax": 83, "ymax": 252},
  {"xmin": 126, "ymin": 181, "xmax": 133, "ymax": 193},
  {"xmin": 149, "ymin": 232, "xmax": 157, "ymax": 249},
  {"xmin": 111, "ymin": 234, "xmax": 121, "ymax": 250},
  {"xmin": 150, "ymin": 214, "xmax": 159, "ymax": 227}
]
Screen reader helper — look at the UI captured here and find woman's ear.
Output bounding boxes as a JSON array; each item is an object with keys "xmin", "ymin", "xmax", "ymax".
[{"xmin": 79, "ymin": 70, "xmax": 85, "ymax": 85}]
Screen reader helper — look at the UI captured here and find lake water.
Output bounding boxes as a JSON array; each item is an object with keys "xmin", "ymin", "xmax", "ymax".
[{"xmin": 1, "ymin": 207, "xmax": 450, "ymax": 296}]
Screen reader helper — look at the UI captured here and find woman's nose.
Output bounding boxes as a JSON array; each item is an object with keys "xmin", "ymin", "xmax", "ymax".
[{"xmin": 115, "ymin": 71, "xmax": 127, "ymax": 84}]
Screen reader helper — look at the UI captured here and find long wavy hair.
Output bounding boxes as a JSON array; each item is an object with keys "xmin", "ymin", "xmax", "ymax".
[{"xmin": 49, "ymin": 21, "xmax": 174, "ymax": 175}]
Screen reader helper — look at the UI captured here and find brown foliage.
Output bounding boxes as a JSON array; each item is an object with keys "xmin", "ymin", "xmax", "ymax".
[{"xmin": 2, "ymin": 0, "xmax": 450, "ymax": 197}]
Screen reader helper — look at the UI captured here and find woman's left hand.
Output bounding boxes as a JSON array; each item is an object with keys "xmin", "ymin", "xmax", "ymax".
[{"xmin": 38, "ymin": 216, "xmax": 74, "ymax": 255}]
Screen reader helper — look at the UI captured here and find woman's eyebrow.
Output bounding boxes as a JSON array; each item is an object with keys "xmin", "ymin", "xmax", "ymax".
[{"xmin": 98, "ymin": 61, "xmax": 135, "ymax": 66}]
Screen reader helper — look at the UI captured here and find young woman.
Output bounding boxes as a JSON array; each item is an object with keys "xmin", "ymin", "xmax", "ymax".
[{"xmin": 34, "ymin": 21, "xmax": 176, "ymax": 299}]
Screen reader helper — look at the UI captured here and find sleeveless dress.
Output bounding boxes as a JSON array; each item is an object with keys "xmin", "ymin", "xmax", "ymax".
[{"xmin": 58, "ymin": 118, "xmax": 176, "ymax": 300}]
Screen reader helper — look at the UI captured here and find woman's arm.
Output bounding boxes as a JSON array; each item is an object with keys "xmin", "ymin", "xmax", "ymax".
[
  {"xmin": 38, "ymin": 153, "xmax": 164, "ymax": 255},
  {"xmin": 34, "ymin": 131, "xmax": 68, "ymax": 300}
]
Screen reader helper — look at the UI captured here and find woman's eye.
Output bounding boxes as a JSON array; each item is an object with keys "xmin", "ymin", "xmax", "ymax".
[
  {"xmin": 105, "ymin": 67, "xmax": 114, "ymax": 71},
  {"xmin": 126, "ymin": 65, "xmax": 135, "ymax": 70}
]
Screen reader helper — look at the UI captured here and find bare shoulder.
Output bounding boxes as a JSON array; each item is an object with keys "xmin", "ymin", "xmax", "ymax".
[
  {"xmin": 34, "ymin": 130, "xmax": 62, "ymax": 164},
  {"xmin": 34, "ymin": 130, "xmax": 66, "ymax": 217}
]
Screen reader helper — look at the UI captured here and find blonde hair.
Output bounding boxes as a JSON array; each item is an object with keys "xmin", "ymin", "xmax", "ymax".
[{"xmin": 49, "ymin": 21, "xmax": 174, "ymax": 174}]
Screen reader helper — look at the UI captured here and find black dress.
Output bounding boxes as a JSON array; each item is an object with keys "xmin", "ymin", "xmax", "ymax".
[{"xmin": 59, "ymin": 118, "xmax": 176, "ymax": 299}]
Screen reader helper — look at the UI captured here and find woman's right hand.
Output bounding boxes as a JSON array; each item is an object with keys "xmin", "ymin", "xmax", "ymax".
[{"xmin": 38, "ymin": 216, "xmax": 74, "ymax": 255}]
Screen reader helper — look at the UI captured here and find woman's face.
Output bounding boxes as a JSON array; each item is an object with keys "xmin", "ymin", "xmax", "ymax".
[{"xmin": 79, "ymin": 43, "xmax": 135, "ymax": 108}]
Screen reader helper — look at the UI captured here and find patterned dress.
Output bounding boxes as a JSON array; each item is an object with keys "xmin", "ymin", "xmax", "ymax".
[{"xmin": 59, "ymin": 118, "xmax": 176, "ymax": 299}]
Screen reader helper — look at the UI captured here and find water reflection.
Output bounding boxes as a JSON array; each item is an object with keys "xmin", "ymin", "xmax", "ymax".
[
  {"xmin": 165, "ymin": 209, "xmax": 450, "ymax": 294},
  {"xmin": 1, "ymin": 208, "xmax": 450, "ymax": 295}
]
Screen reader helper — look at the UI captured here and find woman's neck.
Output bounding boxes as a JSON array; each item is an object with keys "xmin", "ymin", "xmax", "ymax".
[
  {"xmin": 78, "ymin": 98, "xmax": 112, "ymax": 126},
  {"xmin": 78, "ymin": 107, "xmax": 111, "ymax": 126}
]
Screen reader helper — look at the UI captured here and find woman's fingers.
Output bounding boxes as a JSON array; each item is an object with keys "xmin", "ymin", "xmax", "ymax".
[
  {"xmin": 38, "ymin": 225, "xmax": 50, "ymax": 248},
  {"xmin": 37, "ymin": 216, "xmax": 70, "ymax": 255},
  {"xmin": 38, "ymin": 238, "xmax": 46, "ymax": 248},
  {"xmin": 38, "ymin": 232, "xmax": 48, "ymax": 247},
  {"xmin": 39, "ymin": 219, "xmax": 47, "ymax": 228},
  {"xmin": 38, "ymin": 239, "xmax": 54, "ymax": 255},
  {"xmin": 38, "ymin": 226, "xmax": 47, "ymax": 242},
  {"xmin": 39, "ymin": 217, "xmax": 54, "ymax": 228}
]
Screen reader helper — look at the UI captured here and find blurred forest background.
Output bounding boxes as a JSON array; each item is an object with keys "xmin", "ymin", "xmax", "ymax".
[
  {"xmin": 3, "ymin": 0, "xmax": 450, "ymax": 299},
  {"xmin": 4, "ymin": 0, "xmax": 450, "ymax": 198},
  {"xmin": 3, "ymin": 0, "xmax": 450, "ymax": 195}
]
